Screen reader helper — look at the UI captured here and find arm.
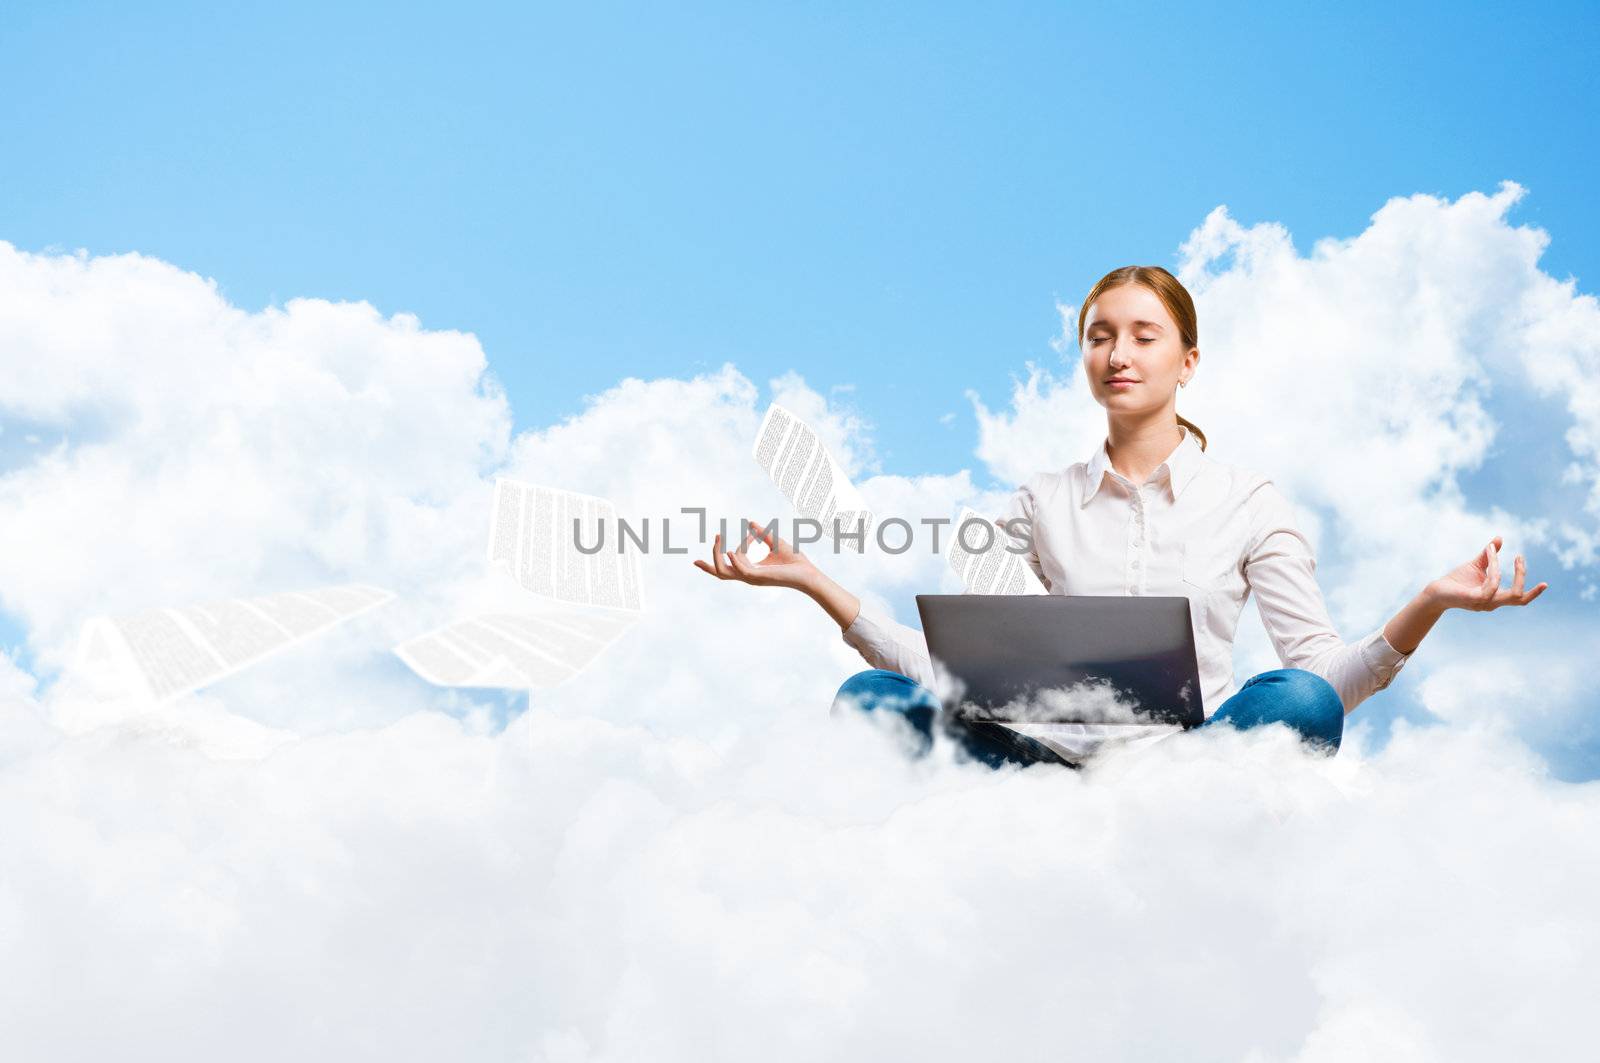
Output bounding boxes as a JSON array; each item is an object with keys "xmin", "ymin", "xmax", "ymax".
[
  {"xmin": 1380, "ymin": 588, "xmax": 1447, "ymax": 656},
  {"xmin": 692, "ymin": 513, "xmax": 937, "ymax": 686},
  {"xmin": 1244, "ymin": 481, "xmax": 1416, "ymax": 715},
  {"xmin": 830, "ymin": 482, "xmax": 1047, "ymax": 685},
  {"xmin": 1245, "ymin": 485, "xmax": 1549, "ymax": 714},
  {"xmin": 798, "ymin": 567, "xmax": 861, "ymax": 630}
]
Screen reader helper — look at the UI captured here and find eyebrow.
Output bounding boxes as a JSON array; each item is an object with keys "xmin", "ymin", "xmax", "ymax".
[{"xmin": 1086, "ymin": 320, "xmax": 1166, "ymax": 331}]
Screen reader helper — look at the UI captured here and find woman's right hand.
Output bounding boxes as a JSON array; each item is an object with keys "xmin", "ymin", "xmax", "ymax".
[{"xmin": 693, "ymin": 515, "xmax": 821, "ymax": 592}]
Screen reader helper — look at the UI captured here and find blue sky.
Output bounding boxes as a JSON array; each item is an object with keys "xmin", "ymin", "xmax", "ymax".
[
  {"xmin": 3, "ymin": 1, "xmax": 1596, "ymax": 477},
  {"xmin": 2, "ymin": 3, "xmax": 1598, "ymax": 776}
]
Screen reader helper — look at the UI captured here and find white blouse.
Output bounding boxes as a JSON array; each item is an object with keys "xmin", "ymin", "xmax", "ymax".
[{"xmin": 839, "ymin": 425, "xmax": 1412, "ymax": 760}]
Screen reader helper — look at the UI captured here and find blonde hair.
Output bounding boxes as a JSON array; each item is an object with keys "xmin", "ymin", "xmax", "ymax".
[{"xmin": 1076, "ymin": 265, "xmax": 1207, "ymax": 452}]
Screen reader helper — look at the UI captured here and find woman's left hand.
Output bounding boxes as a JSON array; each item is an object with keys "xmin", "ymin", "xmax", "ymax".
[{"xmin": 1427, "ymin": 535, "xmax": 1548, "ymax": 612}]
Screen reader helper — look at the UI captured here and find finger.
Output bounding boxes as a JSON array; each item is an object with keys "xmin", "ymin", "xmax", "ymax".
[
  {"xmin": 746, "ymin": 516, "xmax": 777, "ymax": 548},
  {"xmin": 1496, "ymin": 563, "xmax": 1549, "ymax": 605},
  {"xmin": 738, "ymin": 520, "xmax": 774, "ymax": 559},
  {"xmin": 697, "ymin": 545, "xmax": 725, "ymax": 580},
  {"xmin": 760, "ymin": 517, "xmax": 794, "ymax": 555},
  {"xmin": 1509, "ymin": 554, "xmax": 1526, "ymax": 597},
  {"xmin": 740, "ymin": 517, "xmax": 779, "ymax": 557},
  {"xmin": 711, "ymin": 533, "xmax": 736, "ymax": 579},
  {"xmin": 1468, "ymin": 543, "xmax": 1493, "ymax": 610},
  {"xmin": 727, "ymin": 549, "xmax": 760, "ymax": 581}
]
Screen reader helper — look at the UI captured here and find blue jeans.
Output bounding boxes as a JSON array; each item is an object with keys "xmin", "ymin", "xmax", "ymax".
[{"xmin": 829, "ymin": 668, "xmax": 1345, "ymax": 768}]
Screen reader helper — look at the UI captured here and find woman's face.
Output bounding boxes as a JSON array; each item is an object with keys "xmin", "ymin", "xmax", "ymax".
[{"xmin": 1080, "ymin": 283, "xmax": 1198, "ymax": 413}]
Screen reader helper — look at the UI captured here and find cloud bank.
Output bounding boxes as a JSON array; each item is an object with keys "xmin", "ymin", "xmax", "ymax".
[{"xmin": 1, "ymin": 183, "xmax": 1597, "ymax": 1061}]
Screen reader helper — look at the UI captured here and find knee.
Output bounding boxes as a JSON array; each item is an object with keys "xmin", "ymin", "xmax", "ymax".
[
  {"xmin": 830, "ymin": 669, "xmax": 940, "ymax": 751},
  {"xmin": 1273, "ymin": 669, "xmax": 1345, "ymax": 751},
  {"xmin": 830, "ymin": 669, "xmax": 931, "ymax": 716},
  {"xmin": 831, "ymin": 669, "xmax": 894, "ymax": 715}
]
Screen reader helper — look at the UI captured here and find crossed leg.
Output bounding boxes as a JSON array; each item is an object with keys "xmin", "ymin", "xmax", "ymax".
[
  {"xmin": 831, "ymin": 666, "xmax": 1345, "ymax": 769},
  {"xmin": 1198, "ymin": 668, "xmax": 1345, "ymax": 753},
  {"xmin": 829, "ymin": 669, "xmax": 1075, "ymax": 769}
]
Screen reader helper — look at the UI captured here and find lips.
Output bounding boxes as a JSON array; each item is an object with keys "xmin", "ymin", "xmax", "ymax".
[{"xmin": 1105, "ymin": 379, "xmax": 1138, "ymax": 385}]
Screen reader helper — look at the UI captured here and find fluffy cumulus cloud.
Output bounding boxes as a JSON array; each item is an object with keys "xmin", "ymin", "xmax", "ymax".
[
  {"xmin": 973, "ymin": 181, "xmax": 1600, "ymax": 748},
  {"xmin": 0, "ymin": 243, "xmax": 515, "ymax": 732},
  {"xmin": 1, "ymin": 184, "xmax": 1598, "ymax": 1062}
]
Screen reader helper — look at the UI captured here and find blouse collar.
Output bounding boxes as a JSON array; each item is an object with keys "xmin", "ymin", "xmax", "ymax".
[{"xmin": 1082, "ymin": 423, "xmax": 1205, "ymax": 507}]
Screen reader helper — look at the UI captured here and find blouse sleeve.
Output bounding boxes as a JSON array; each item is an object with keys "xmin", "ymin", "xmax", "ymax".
[
  {"xmin": 839, "ymin": 481, "xmax": 1049, "ymax": 687},
  {"xmin": 839, "ymin": 601, "xmax": 936, "ymax": 688},
  {"xmin": 1242, "ymin": 478, "xmax": 1412, "ymax": 713}
]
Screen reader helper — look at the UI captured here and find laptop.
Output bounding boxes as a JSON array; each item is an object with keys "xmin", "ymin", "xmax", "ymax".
[{"xmin": 914, "ymin": 595, "xmax": 1205, "ymax": 738}]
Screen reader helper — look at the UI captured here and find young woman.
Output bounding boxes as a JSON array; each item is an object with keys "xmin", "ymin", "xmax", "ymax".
[{"xmin": 695, "ymin": 266, "xmax": 1548, "ymax": 768}]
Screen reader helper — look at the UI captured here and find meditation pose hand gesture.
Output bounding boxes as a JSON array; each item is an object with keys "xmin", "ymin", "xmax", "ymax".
[
  {"xmin": 693, "ymin": 515, "xmax": 865, "ymax": 633},
  {"xmin": 1427, "ymin": 535, "xmax": 1548, "ymax": 612},
  {"xmin": 693, "ymin": 516, "xmax": 822, "ymax": 592}
]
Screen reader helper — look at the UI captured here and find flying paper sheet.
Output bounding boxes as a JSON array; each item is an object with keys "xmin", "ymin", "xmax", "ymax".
[
  {"xmin": 395, "ymin": 478, "xmax": 646, "ymax": 690},
  {"xmin": 752, "ymin": 402, "xmax": 874, "ymax": 552},
  {"xmin": 487, "ymin": 477, "xmax": 644, "ymax": 611},
  {"xmin": 946, "ymin": 505, "xmax": 1049, "ymax": 595},
  {"xmin": 393, "ymin": 607, "xmax": 640, "ymax": 689},
  {"xmin": 76, "ymin": 583, "xmax": 396, "ymax": 701}
]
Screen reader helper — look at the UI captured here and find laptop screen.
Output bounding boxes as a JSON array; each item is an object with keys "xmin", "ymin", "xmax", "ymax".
[{"xmin": 915, "ymin": 594, "xmax": 1204, "ymax": 728}]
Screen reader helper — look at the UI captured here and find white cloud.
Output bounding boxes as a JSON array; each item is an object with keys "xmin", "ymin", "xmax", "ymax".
[
  {"xmin": 1, "ymin": 188, "xmax": 1598, "ymax": 1061},
  {"xmin": 0, "ymin": 242, "xmax": 511, "ymax": 681},
  {"xmin": 973, "ymin": 181, "xmax": 1595, "ymax": 659},
  {"xmin": 4, "ymin": 674, "xmax": 1597, "ymax": 1061}
]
